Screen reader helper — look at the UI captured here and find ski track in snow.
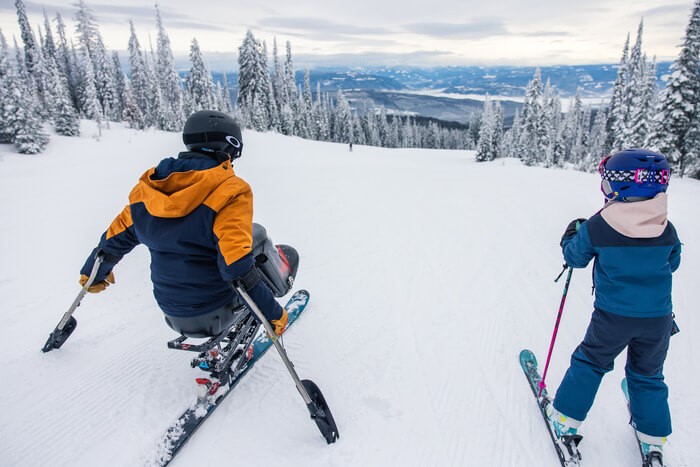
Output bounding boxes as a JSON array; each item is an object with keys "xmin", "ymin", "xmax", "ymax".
[{"xmin": 0, "ymin": 121, "xmax": 698, "ymax": 467}]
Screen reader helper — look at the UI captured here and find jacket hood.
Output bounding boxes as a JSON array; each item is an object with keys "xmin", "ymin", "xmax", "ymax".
[
  {"xmin": 132, "ymin": 156, "xmax": 234, "ymax": 218},
  {"xmin": 600, "ymin": 192, "xmax": 669, "ymax": 238}
]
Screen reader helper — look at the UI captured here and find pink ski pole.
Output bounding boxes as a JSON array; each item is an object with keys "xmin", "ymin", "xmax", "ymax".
[{"xmin": 538, "ymin": 264, "xmax": 573, "ymax": 398}]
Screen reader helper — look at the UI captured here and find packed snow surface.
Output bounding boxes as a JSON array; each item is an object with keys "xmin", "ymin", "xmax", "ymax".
[{"xmin": 0, "ymin": 122, "xmax": 697, "ymax": 466}]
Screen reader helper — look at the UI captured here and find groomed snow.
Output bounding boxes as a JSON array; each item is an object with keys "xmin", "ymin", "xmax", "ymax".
[{"xmin": 0, "ymin": 121, "xmax": 697, "ymax": 466}]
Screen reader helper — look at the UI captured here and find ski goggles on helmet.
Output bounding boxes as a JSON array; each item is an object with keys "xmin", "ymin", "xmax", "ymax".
[
  {"xmin": 597, "ymin": 154, "xmax": 670, "ymax": 201},
  {"xmin": 598, "ymin": 155, "xmax": 670, "ymax": 184}
]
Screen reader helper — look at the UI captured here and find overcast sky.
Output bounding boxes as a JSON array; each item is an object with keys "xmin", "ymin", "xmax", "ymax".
[{"xmin": 0, "ymin": 0, "xmax": 694, "ymax": 68}]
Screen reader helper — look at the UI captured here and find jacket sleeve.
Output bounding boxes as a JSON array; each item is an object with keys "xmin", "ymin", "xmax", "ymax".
[
  {"xmin": 213, "ymin": 186, "xmax": 283, "ymax": 322},
  {"xmin": 562, "ymin": 222, "xmax": 596, "ymax": 268},
  {"xmin": 80, "ymin": 205, "xmax": 141, "ymax": 281}
]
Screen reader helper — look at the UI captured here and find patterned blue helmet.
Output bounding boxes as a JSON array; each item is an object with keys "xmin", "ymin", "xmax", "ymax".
[{"xmin": 598, "ymin": 148, "xmax": 670, "ymax": 201}]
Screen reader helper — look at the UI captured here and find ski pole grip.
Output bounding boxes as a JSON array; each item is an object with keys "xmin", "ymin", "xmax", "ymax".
[{"xmin": 83, "ymin": 253, "xmax": 106, "ymax": 288}]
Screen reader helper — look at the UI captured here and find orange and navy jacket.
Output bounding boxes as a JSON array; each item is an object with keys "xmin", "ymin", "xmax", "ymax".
[{"xmin": 81, "ymin": 152, "xmax": 282, "ymax": 320}]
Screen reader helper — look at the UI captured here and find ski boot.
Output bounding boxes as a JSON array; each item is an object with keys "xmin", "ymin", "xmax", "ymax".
[
  {"xmin": 543, "ymin": 399, "xmax": 583, "ymax": 464},
  {"xmin": 545, "ymin": 402, "xmax": 580, "ymax": 438},
  {"xmin": 639, "ymin": 435, "xmax": 666, "ymax": 467}
]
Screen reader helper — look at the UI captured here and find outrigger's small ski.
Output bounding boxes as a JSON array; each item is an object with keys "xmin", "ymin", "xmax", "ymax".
[
  {"xmin": 520, "ymin": 349, "xmax": 583, "ymax": 466},
  {"xmin": 42, "ymin": 254, "xmax": 104, "ymax": 352},
  {"xmin": 154, "ymin": 290, "xmax": 314, "ymax": 466},
  {"xmin": 621, "ymin": 378, "xmax": 665, "ymax": 467}
]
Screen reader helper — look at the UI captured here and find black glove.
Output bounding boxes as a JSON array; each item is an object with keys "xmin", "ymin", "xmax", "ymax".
[{"xmin": 560, "ymin": 218, "xmax": 587, "ymax": 246}]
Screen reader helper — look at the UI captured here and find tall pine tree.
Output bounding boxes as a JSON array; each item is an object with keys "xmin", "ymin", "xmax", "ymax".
[
  {"xmin": 647, "ymin": 0, "xmax": 700, "ymax": 177},
  {"xmin": 155, "ymin": 4, "xmax": 185, "ymax": 129}
]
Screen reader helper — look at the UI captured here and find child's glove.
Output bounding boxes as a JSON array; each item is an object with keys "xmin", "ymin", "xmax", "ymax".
[
  {"xmin": 79, "ymin": 271, "xmax": 115, "ymax": 293},
  {"xmin": 560, "ymin": 218, "xmax": 587, "ymax": 246}
]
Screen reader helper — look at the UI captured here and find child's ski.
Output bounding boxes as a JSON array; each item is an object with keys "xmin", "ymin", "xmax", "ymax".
[{"xmin": 520, "ymin": 349, "xmax": 583, "ymax": 467}]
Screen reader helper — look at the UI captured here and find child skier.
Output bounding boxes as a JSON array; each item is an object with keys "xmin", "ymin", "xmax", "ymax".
[
  {"xmin": 78, "ymin": 110, "xmax": 289, "ymax": 337},
  {"xmin": 548, "ymin": 148, "xmax": 681, "ymax": 459}
]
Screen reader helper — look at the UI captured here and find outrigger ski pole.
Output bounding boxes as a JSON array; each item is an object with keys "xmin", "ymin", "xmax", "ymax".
[
  {"xmin": 42, "ymin": 254, "xmax": 104, "ymax": 353},
  {"xmin": 234, "ymin": 282, "xmax": 340, "ymax": 444}
]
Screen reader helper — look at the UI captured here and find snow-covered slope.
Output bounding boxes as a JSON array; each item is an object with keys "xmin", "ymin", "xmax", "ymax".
[{"xmin": 0, "ymin": 122, "xmax": 697, "ymax": 467}]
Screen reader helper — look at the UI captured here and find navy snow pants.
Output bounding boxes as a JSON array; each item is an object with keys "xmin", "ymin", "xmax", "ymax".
[{"xmin": 553, "ymin": 308, "xmax": 673, "ymax": 437}]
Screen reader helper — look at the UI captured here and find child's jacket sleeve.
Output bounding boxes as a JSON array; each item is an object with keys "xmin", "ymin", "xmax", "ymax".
[{"xmin": 562, "ymin": 222, "xmax": 596, "ymax": 268}]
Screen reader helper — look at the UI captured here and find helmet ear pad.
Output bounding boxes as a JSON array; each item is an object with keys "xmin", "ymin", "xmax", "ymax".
[{"xmin": 601, "ymin": 179, "xmax": 614, "ymax": 198}]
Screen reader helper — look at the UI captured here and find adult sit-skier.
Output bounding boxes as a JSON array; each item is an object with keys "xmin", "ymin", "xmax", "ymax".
[
  {"xmin": 78, "ymin": 110, "xmax": 288, "ymax": 338},
  {"xmin": 547, "ymin": 149, "xmax": 681, "ymax": 460}
]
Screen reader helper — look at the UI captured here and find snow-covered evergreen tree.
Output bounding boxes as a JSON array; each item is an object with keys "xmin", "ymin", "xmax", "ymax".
[
  {"xmin": 628, "ymin": 56, "xmax": 656, "ymax": 147},
  {"xmin": 155, "ymin": 4, "xmax": 185, "ymax": 129},
  {"xmin": 334, "ymin": 90, "xmax": 353, "ymax": 144},
  {"xmin": 74, "ymin": 0, "xmax": 116, "ymax": 120},
  {"xmin": 186, "ymin": 38, "xmax": 218, "ymax": 112},
  {"xmin": 250, "ymin": 95, "xmax": 268, "ymax": 131},
  {"xmin": 93, "ymin": 35, "xmax": 118, "ymax": 120},
  {"xmin": 74, "ymin": 0, "xmax": 100, "ymax": 57},
  {"xmin": 220, "ymin": 72, "xmax": 233, "ymax": 113},
  {"xmin": 284, "ymin": 41, "xmax": 298, "ymax": 133},
  {"xmin": 647, "ymin": 0, "xmax": 700, "ymax": 177},
  {"xmin": 54, "ymin": 13, "xmax": 79, "ymax": 109},
  {"xmin": 620, "ymin": 21, "xmax": 645, "ymax": 149},
  {"xmin": 42, "ymin": 11, "xmax": 57, "ymax": 60},
  {"xmin": 15, "ymin": 0, "xmax": 39, "ymax": 77},
  {"xmin": 14, "ymin": 0, "xmax": 57, "ymax": 119},
  {"xmin": 145, "ymin": 48, "xmax": 169, "ymax": 130},
  {"xmin": 271, "ymin": 38, "xmax": 286, "ymax": 119},
  {"xmin": 54, "ymin": 69, "xmax": 80, "ymax": 136},
  {"xmin": 237, "ymin": 31, "xmax": 265, "ymax": 124},
  {"xmin": 294, "ymin": 89, "xmax": 310, "ymax": 138},
  {"xmin": 0, "ymin": 28, "xmax": 19, "ymax": 143},
  {"xmin": 542, "ymin": 80, "xmax": 563, "ymax": 167},
  {"xmin": 261, "ymin": 41, "xmax": 279, "ymax": 131},
  {"xmin": 110, "ymin": 51, "xmax": 126, "ymax": 120},
  {"xmin": 12, "ymin": 35, "xmax": 49, "ymax": 154},
  {"xmin": 40, "ymin": 10, "xmax": 77, "ymax": 128},
  {"xmin": 518, "ymin": 69, "xmax": 545, "ymax": 165},
  {"xmin": 75, "ymin": 47, "xmax": 102, "ymax": 127},
  {"xmin": 607, "ymin": 34, "xmax": 630, "ymax": 152},
  {"xmin": 582, "ymin": 105, "xmax": 608, "ymax": 171},
  {"xmin": 685, "ymin": 105, "xmax": 700, "ymax": 177},
  {"xmin": 476, "ymin": 96, "xmax": 499, "ymax": 162},
  {"xmin": 121, "ymin": 78, "xmax": 144, "ymax": 129},
  {"xmin": 500, "ymin": 109, "xmax": 520, "ymax": 159},
  {"xmin": 128, "ymin": 21, "xmax": 151, "ymax": 126}
]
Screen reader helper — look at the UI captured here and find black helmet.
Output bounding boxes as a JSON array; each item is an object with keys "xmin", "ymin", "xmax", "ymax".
[{"xmin": 182, "ymin": 110, "xmax": 243, "ymax": 159}]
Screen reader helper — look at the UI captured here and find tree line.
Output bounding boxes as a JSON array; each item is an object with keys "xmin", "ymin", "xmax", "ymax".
[
  {"xmin": 0, "ymin": 0, "xmax": 476, "ymax": 155},
  {"xmin": 4, "ymin": 0, "xmax": 699, "ymax": 180},
  {"xmin": 476, "ymin": 5, "xmax": 700, "ymax": 179}
]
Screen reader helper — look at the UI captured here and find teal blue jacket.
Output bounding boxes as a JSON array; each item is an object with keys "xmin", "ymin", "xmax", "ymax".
[{"xmin": 563, "ymin": 196, "xmax": 681, "ymax": 317}]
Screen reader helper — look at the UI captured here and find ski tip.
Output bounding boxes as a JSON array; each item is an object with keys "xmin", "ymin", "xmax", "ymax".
[
  {"xmin": 519, "ymin": 349, "xmax": 538, "ymax": 369},
  {"xmin": 290, "ymin": 289, "xmax": 310, "ymax": 304}
]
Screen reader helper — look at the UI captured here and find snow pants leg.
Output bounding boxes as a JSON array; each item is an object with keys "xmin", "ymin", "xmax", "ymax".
[{"xmin": 553, "ymin": 309, "xmax": 673, "ymax": 436}]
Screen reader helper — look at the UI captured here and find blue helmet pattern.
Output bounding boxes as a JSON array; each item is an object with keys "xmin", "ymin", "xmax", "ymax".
[{"xmin": 598, "ymin": 148, "xmax": 670, "ymax": 201}]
